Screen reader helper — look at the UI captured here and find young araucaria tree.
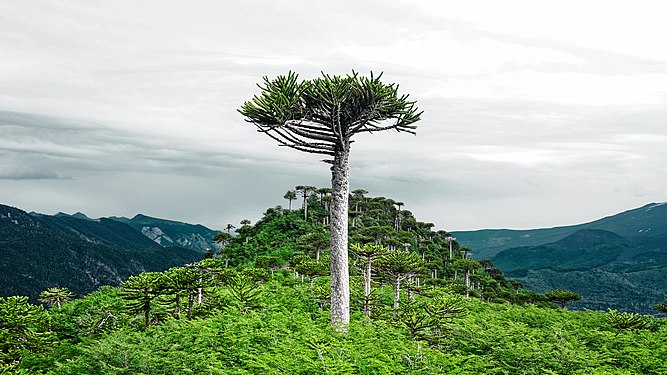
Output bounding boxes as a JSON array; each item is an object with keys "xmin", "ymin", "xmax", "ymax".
[{"xmin": 239, "ymin": 71, "xmax": 421, "ymax": 328}]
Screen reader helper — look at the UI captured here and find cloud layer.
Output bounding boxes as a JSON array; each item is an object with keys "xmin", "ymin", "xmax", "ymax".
[{"xmin": 1, "ymin": 1, "xmax": 666, "ymax": 230}]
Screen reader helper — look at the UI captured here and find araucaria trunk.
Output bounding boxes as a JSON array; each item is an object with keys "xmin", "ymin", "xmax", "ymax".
[
  {"xmin": 330, "ymin": 147, "xmax": 350, "ymax": 328},
  {"xmin": 393, "ymin": 277, "xmax": 401, "ymax": 319},
  {"xmin": 363, "ymin": 259, "xmax": 372, "ymax": 318}
]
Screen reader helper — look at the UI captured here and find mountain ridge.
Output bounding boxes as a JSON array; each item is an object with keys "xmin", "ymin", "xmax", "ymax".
[
  {"xmin": 453, "ymin": 201, "xmax": 667, "ymax": 259},
  {"xmin": 0, "ymin": 204, "xmax": 203, "ymax": 301}
]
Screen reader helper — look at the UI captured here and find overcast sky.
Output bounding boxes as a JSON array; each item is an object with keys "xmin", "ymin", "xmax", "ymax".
[{"xmin": 1, "ymin": 1, "xmax": 666, "ymax": 231}]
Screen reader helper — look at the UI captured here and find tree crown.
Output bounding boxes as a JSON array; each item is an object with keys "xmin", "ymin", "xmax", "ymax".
[{"xmin": 239, "ymin": 71, "xmax": 422, "ymax": 157}]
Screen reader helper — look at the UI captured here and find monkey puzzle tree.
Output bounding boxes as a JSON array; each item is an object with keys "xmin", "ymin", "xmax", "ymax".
[
  {"xmin": 283, "ymin": 190, "xmax": 297, "ymax": 210},
  {"xmin": 240, "ymin": 71, "xmax": 421, "ymax": 328},
  {"xmin": 121, "ymin": 272, "xmax": 162, "ymax": 329},
  {"xmin": 378, "ymin": 250, "xmax": 425, "ymax": 319},
  {"xmin": 295, "ymin": 185, "xmax": 316, "ymax": 220},
  {"xmin": 38, "ymin": 287, "xmax": 74, "ymax": 310},
  {"xmin": 545, "ymin": 289, "xmax": 582, "ymax": 309},
  {"xmin": 350, "ymin": 243, "xmax": 388, "ymax": 319},
  {"xmin": 297, "ymin": 228, "xmax": 329, "ymax": 261}
]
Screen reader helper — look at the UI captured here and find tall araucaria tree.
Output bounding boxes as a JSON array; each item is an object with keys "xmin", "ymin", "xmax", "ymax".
[{"xmin": 239, "ymin": 71, "xmax": 421, "ymax": 328}]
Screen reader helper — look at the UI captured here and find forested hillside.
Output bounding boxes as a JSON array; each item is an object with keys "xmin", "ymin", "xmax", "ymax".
[
  {"xmin": 109, "ymin": 214, "xmax": 219, "ymax": 253},
  {"xmin": 0, "ymin": 205, "xmax": 202, "ymax": 301},
  {"xmin": 3, "ymin": 191, "xmax": 667, "ymax": 373},
  {"xmin": 454, "ymin": 203, "xmax": 667, "ymax": 314},
  {"xmin": 454, "ymin": 202, "xmax": 667, "ymax": 258}
]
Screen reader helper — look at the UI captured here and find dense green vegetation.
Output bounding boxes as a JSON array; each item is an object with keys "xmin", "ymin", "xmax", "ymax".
[{"xmin": 3, "ymin": 192, "xmax": 667, "ymax": 373}]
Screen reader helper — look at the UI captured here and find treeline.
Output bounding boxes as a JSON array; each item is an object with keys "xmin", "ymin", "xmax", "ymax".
[{"xmin": 215, "ymin": 187, "xmax": 560, "ymax": 307}]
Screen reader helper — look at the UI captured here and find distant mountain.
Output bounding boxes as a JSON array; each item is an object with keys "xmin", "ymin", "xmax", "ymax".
[
  {"xmin": 493, "ymin": 229, "xmax": 629, "ymax": 272},
  {"xmin": 34, "ymin": 213, "xmax": 162, "ymax": 251},
  {"xmin": 0, "ymin": 204, "xmax": 202, "ymax": 301},
  {"xmin": 109, "ymin": 214, "xmax": 220, "ymax": 253},
  {"xmin": 454, "ymin": 202, "xmax": 667, "ymax": 259},
  {"xmin": 458, "ymin": 203, "xmax": 667, "ymax": 314}
]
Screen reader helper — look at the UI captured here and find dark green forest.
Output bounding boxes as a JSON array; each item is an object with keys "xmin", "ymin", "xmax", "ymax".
[{"xmin": 3, "ymin": 190, "xmax": 667, "ymax": 374}]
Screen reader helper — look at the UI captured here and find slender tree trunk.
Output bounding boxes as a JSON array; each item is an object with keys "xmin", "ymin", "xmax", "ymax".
[
  {"xmin": 363, "ymin": 259, "xmax": 371, "ymax": 319},
  {"xmin": 316, "ymin": 248, "xmax": 320, "ymax": 262},
  {"xmin": 330, "ymin": 146, "xmax": 350, "ymax": 328},
  {"xmin": 465, "ymin": 270, "xmax": 470, "ymax": 298},
  {"xmin": 197, "ymin": 276, "xmax": 203, "ymax": 304},
  {"xmin": 393, "ymin": 276, "xmax": 402, "ymax": 319}
]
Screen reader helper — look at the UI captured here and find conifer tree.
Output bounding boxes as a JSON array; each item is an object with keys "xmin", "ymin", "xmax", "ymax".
[
  {"xmin": 350, "ymin": 243, "xmax": 388, "ymax": 319},
  {"xmin": 121, "ymin": 272, "xmax": 162, "ymax": 329},
  {"xmin": 378, "ymin": 250, "xmax": 425, "ymax": 318},
  {"xmin": 240, "ymin": 71, "xmax": 421, "ymax": 328},
  {"xmin": 545, "ymin": 289, "xmax": 582, "ymax": 309},
  {"xmin": 283, "ymin": 190, "xmax": 297, "ymax": 210},
  {"xmin": 38, "ymin": 287, "xmax": 74, "ymax": 310}
]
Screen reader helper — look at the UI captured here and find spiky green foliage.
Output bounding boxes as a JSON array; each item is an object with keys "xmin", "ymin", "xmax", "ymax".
[
  {"xmin": 545, "ymin": 289, "xmax": 582, "ymax": 309},
  {"xmin": 397, "ymin": 294, "xmax": 465, "ymax": 343},
  {"xmin": 38, "ymin": 287, "xmax": 74, "ymax": 310},
  {"xmin": 120, "ymin": 272, "xmax": 163, "ymax": 329},
  {"xmin": 606, "ymin": 309, "xmax": 652, "ymax": 332},
  {"xmin": 0, "ymin": 296, "xmax": 54, "ymax": 365},
  {"xmin": 239, "ymin": 71, "xmax": 421, "ymax": 156},
  {"xmin": 11, "ymin": 278, "xmax": 667, "ymax": 375},
  {"xmin": 226, "ymin": 273, "xmax": 262, "ymax": 313}
]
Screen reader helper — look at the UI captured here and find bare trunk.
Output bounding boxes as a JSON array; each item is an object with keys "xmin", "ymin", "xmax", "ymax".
[
  {"xmin": 363, "ymin": 259, "xmax": 371, "ymax": 319},
  {"xmin": 330, "ymin": 147, "xmax": 350, "ymax": 329},
  {"xmin": 393, "ymin": 276, "xmax": 401, "ymax": 319},
  {"xmin": 197, "ymin": 277, "xmax": 203, "ymax": 305},
  {"xmin": 316, "ymin": 248, "xmax": 320, "ymax": 262},
  {"xmin": 465, "ymin": 270, "xmax": 470, "ymax": 298}
]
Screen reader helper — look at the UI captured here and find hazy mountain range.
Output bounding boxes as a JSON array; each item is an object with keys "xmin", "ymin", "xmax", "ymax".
[
  {"xmin": 0, "ymin": 204, "xmax": 219, "ymax": 300},
  {"xmin": 454, "ymin": 202, "xmax": 667, "ymax": 314}
]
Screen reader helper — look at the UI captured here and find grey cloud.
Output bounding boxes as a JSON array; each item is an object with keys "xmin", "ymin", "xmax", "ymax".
[{"xmin": 0, "ymin": 165, "xmax": 63, "ymax": 180}]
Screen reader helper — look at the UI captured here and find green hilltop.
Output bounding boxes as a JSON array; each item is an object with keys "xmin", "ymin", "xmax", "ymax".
[{"xmin": 3, "ymin": 189, "xmax": 667, "ymax": 374}]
